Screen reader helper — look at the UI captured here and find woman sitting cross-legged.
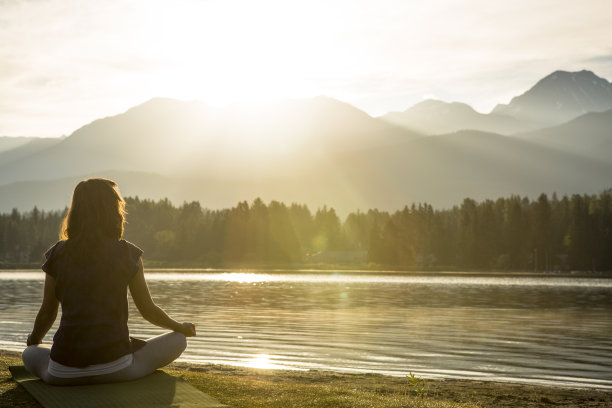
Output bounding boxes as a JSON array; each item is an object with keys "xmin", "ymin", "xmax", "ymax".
[{"xmin": 22, "ymin": 178, "xmax": 196, "ymax": 385}]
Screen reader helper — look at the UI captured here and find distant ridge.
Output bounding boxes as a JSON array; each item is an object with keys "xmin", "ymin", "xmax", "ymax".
[
  {"xmin": 518, "ymin": 108, "xmax": 612, "ymax": 162},
  {"xmin": 0, "ymin": 137, "xmax": 63, "ymax": 167},
  {"xmin": 0, "ymin": 136, "xmax": 40, "ymax": 153},
  {"xmin": 493, "ymin": 70, "xmax": 612, "ymax": 125},
  {"xmin": 381, "ymin": 99, "xmax": 531, "ymax": 135}
]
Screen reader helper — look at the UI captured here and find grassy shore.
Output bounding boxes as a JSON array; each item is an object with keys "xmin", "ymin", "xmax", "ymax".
[{"xmin": 2, "ymin": 351, "xmax": 610, "ymax": 408}]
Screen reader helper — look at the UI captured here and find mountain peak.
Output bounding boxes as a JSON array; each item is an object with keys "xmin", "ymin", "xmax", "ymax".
[
  {"xmin": 492, "ymin": 70, "xmax": 612, "ymax": 124},
  {"xmin": 540, "ymin": 70, "xmax": 609, "ymax": 87}
]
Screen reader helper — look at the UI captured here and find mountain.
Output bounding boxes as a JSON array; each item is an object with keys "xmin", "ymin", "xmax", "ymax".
[
  {"xmin": 383, "ymin": 70, "xmax": 612, "ymax": 136},
  {"xmin": 0, "ymin": 171, "xmax": 242, "ymax": 213},
  {"xmin": 493, "ymin": 70, "xmax": 612, "ymax": 125},
  {"xmin": 0, "ymin": 137, "xmax": 63, "ymax": 167},
  {"xmin": 517, "ymin": 108, "xmax": 612, "ymax": 163},
  {"xmin": 0, "ymin": 136, "xmax": 39, "ymax": 153},
  {"xmin": 2, "ymin": 129, "xmax": 611, "ymax": 214},
  {"xmin": 380, "ymin": 99, "xmax": 533, "ymax": 135},
  {"xmin": 327, "ymin": 130, "xmax": 612, "ymax": 211},
  {"xmin": 0, "ymin": 96, "xmax": 418, "ymax": 185},
  {"xmin": 1, "ymin": 90, "xmax": 612, "ymax": 214}
]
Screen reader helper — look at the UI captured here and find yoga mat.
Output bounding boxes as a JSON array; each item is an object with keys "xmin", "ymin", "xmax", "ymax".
[{"xmin": 10, "ymin": 366, "xmax": 230, "ymax": 408}]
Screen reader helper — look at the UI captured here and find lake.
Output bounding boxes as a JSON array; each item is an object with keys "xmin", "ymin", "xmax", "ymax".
[{"xmin": 1, "ymin": 270, "xmax": 611, "ymax": 389}]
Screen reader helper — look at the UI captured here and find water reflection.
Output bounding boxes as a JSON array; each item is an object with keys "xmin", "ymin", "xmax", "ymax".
[
  {"xmin": 243, "ymin": 354, "xmax": 299, "ymax": 370},
  {"xmin": 4, "ymin": 270, "xmax": 611, "ymax": 288},
  {"xmin": 0, "ymin": 270, "xmax": 611, "ymax": 389}
]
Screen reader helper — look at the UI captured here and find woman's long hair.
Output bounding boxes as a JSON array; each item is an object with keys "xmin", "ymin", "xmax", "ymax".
[{"xmin": 60, "ymin": 178, "xmax": 126, "ymax": 263}]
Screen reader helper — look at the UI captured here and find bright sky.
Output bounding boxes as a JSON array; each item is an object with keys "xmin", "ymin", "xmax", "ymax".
[{"xmin": 1, "ymin": 0, "xmax": 611, "ymax": 137}]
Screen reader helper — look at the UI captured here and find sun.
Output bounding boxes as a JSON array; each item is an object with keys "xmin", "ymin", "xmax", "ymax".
[{"xmin": 137, "ymin": 1, "xmax": 338, "ymax": 108}]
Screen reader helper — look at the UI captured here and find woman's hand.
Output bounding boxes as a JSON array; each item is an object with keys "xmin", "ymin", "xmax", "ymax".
[
  {"xmin": 129, "ymin": 261, "xmax": 196, "ymax": 337},
  {"xmin": 181, "ymin": 322, "xmax": 196, "ymax": 337}
]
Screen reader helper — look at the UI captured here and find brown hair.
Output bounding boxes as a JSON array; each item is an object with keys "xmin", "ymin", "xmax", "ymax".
[{"xmin": 60, "ymin": 178, "xmax": 126, "ymax": 259}]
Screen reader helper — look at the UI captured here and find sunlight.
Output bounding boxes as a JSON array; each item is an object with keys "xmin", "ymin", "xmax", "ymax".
[
  {"xmin": 244, "ymin": 354, "xmax": 286, "ymax": 370},
  {"xmin": 83, "ymin": 271, "xmax": 612, "ymax": 288},
  {"xmin": 218, "ymin": 272, "xmax": 274, "ymax": 283},
  {"xmin": 140, "ymin": 1, "xmax": 335, "ymax": 108},
  {"xmin": 104, "ymin": 0, "xmax": 372, "ymax": 156},
  {"xmin": 0, "ymin": 272, "xmax": 41, "ymax": 280}
]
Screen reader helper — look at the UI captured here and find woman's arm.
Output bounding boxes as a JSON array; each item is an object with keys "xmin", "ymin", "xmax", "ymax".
[
  {"xmin": 27, "ymin": 273, "xmax": 60, "ymax": 346},
  {"xmin": 128, "ymin": 258, "xmax": 196, "ymax": 337}
]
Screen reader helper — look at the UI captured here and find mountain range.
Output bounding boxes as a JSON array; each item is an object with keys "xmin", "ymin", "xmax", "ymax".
[
  {"xmin": 381, "ymin": 70, "xmax": 612, "ymax": 135},
  {"xmin": 1, "ymin": 69, "xmax": 611, "ymax": 214}
]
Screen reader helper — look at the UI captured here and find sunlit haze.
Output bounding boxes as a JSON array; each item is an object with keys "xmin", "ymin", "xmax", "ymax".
[{"xmin": 1, "ymin": 0, "xmax": 612, "ymax": 137}]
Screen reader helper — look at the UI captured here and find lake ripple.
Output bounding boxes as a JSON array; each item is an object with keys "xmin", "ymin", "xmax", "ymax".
[{"xmin": 1, "ymin": 270, "xmax": 611, "ymax": 389}]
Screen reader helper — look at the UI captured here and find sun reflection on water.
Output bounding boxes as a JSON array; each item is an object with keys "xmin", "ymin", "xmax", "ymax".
[
  {"xmin": 244, "ymin": 354, "xmax": 286, "ymax": 370},
  {"xmin": 141, "ymin": 272, "xmax": 276, "ymax": 282},
  {"xmin": 1, "ymin": 271, "xmax": 611, "ymax": 288},
  {"xmin": 218, "ymin": 273, "xmax": 274, "ymax": 283}
]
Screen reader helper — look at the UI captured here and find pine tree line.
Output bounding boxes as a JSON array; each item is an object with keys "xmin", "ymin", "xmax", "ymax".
[{"xmin": 1, "ymin": 191, "xmax": 611, "ymax": 271}]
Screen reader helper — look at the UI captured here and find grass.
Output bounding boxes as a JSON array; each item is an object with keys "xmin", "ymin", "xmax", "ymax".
[
  {"xmin": 163, "ymin": 365, "xmax": 476, "ymax": 408},
  {"xmin": 0, "ymin": 351, "xmax": 475, "ymax": 408},
  {"xmin": 0, "ymin": 353, "xmax": 36, "ymax": 408}
]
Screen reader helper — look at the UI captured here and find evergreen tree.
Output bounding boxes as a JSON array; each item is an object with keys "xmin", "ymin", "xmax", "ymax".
[{"xmin": 3, "ymin": 190, "xmax": 611, "ymax": 270}]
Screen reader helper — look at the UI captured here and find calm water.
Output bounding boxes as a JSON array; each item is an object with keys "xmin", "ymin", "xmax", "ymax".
[{"xmin": 1, "ymin": 270, "xmax": 611, "ymax": 389}]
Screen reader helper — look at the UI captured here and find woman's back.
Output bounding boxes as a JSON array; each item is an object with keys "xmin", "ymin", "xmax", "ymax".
[{"xmin": 43, "ymin": 239, "xmax": 143, "ymax": 367}]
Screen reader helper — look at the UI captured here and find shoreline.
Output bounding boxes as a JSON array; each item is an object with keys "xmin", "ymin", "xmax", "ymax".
[
  {"xmin": 2, "ymin": 260, "xmax": 612, "ymax": 277},
  {"xmin": 1, "ymin": 266, "xmax": 611, "ymax": 279},
  {"xmin": 2, "ymin": 346, "xmax": 609, "ymax": 391},
  {"xmin": 2, "ymin": 350, "xmax": 611, "ymax": 408},
  {"xmin": 171, "ymin": 360, "xmax": 612, "ymax": 392}
]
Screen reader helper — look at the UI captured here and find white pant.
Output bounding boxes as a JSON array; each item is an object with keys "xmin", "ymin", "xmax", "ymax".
[{"xmin": 22, "ymin": 332, "xmax": 187, "ymax": 385}]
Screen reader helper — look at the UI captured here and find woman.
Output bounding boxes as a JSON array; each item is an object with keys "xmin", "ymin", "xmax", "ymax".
[{"xmin": 22, "ymin": 178, "xmax": 196, "ymax": 385}]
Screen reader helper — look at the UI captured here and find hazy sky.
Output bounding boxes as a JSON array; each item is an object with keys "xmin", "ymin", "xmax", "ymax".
[{"xmin": 1, "ymin": 0, "xmax": 612, "ymax": 137}]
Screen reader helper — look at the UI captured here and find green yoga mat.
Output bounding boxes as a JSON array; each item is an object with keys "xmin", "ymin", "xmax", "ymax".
[{"xmin": 10, "ymin": 366, "xmax": 230, "ymax": 408}]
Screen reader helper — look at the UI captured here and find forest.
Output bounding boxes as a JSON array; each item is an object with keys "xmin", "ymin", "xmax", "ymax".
[{"xmin": 1, "ymin": 190, "xmax": 611, "ymax": 271}]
